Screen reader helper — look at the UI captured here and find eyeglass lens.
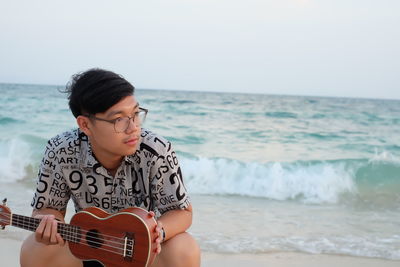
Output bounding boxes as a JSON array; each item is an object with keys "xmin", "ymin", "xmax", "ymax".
[{"xmin": 114, "ymin": 111, "xmax": 147, "ymax": 133}]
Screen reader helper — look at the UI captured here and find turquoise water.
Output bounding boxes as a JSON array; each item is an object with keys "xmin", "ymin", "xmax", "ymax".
[{"xmin": 0, "ymin": 83, "xmax": 399, "ymax": 260}]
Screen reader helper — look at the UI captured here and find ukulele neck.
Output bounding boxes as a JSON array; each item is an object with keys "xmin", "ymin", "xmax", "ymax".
[{"xmin": 11, "ymin": 214, "xmax": 80, "ymax": 243}]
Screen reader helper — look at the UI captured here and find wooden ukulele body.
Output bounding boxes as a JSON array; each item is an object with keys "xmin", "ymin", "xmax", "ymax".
[{"xmin": 0, "ymin": 203, "xmax": 157, "ymax": 267}]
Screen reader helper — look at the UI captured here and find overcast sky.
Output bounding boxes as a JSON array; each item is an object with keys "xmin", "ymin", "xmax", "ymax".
[{"xmin": 1, "ymin": 0, "xmax": 399, "ymax": 99}]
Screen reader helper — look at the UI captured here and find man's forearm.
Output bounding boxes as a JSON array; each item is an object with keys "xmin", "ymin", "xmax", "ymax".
[{"xmin": 157, "ymin": 204, "xmax": 193, "ymax": 242}]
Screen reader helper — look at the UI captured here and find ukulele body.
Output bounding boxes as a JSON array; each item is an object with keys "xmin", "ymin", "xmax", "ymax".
[
  {"xmin": 0, "ymin": 203, "xmax": 157, "ymax": 267},
  {"xmin": 68, "ymin": 206, "xmax": 157, "ymax": 267}
]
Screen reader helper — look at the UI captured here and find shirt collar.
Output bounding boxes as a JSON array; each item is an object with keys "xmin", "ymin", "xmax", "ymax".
[
  {"xmin": 78, "ymin": 129, "xmax": 135, "ymax": 168},
  {"xmin": 124, "ymin": 155, "xmax": 134, "ymax": 164},
  {"xmin": 80, "ymin": 135, "xmax": 97, "ymax": 168}
]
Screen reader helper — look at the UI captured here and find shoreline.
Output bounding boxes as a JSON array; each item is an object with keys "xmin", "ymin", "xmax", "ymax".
[
  {"xmin": 1, "ymin": 238, "xmax": 399, "ymax": 267},
  {"xmin": 202, "ymin": 252, "xmax": 400, "ymax": 267}
]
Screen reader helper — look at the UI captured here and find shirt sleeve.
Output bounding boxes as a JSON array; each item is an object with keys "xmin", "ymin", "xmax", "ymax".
[
  {"xmin": 31, "ymin": 141, "xmax": 71, "ymax": 211},
  {"xmin": 151, "ymin": 141, "xmax": 191, "ymax": 215}
]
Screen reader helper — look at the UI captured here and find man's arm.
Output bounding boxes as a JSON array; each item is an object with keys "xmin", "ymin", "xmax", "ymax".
[{"xmin": 157, "ymin": 204, "xmax": 193, "ymax": 242}]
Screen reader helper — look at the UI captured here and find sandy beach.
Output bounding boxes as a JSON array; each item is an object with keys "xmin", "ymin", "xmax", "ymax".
[{"xmin": 1, "ymin": 237, "xmax": 399, "ymax": 267}]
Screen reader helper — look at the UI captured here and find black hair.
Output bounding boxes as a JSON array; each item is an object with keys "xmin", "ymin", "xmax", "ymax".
[{"xmin": 64, "ymin": 68, "xmax": 135, "ymax": 118}]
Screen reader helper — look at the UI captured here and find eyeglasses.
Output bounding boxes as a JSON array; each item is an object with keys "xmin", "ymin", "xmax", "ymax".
[{"xmin": 84, "ymin": 107, "xmax": 148, "ymax": 133}]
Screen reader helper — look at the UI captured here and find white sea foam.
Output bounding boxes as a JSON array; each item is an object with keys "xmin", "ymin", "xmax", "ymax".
[
  {"xmin": 0, "ymin": 138, "xmax": 34, "ymax": 183},
  {"xmin": 181, "ymin": 157, "xmax": 357, "ymax": 204},
  {"xmin": 197, "ymin": 234, "xmax": 400, "ymax": 260},
  {"xmin": 370, "ymin": 149, "xmax": 400, "ymax": 165}
]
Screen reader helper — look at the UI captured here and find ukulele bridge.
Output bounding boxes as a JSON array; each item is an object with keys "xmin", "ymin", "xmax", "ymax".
[{"xmin": 123, "ymin": 232, "xmax": 134, "ymax": 261}]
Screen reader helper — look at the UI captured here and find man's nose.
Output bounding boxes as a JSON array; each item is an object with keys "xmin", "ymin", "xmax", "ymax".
[{"xmin": 125, "ymin": 117, "xmax": 139, "ymax": 133}]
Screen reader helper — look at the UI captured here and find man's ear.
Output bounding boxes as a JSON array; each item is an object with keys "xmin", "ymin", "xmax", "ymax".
[{"xmin": 76, "ymin": 115, "xmax": 92, "ymax": 137}]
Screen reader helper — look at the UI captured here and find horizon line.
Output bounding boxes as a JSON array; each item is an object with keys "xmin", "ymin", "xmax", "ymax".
[{"xmin": 0, "ymin": 81, "xmax": 399, "ymax": 102}]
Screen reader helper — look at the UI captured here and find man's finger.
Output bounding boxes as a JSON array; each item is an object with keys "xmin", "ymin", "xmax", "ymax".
[
  {"xmin": 50, "ymin": 219, "xmax": 58, "ymax": 244},
  {"xmin": 42, "ymin": 215, "xmax": 54, "ymax": 244},
  {"xmin": 56, "ymin": 233, "xmax": 65, "ymax": 246},
  {"xmin": 35, "ymin": 216, "xmax": 47, "ymax": 242}
]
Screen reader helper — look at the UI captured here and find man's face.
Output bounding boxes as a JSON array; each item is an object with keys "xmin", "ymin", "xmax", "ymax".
[{"xmin": 86, "ymin": 95, "xmax": 142, "ymax": 159}]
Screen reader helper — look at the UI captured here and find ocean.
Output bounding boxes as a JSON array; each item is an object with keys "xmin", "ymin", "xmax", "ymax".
[{"xmin": 0, "ymin": 83, "xmax": 399, "ymax": 260}]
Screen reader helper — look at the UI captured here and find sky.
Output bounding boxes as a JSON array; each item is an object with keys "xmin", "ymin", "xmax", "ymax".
[{"xmin": 0, "ymin": 0, "xmax": 399, "ymax": 99}]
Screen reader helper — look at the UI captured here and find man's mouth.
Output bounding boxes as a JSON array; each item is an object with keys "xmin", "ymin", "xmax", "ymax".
[{"xmin": 124, "ymin": 137, "xmax": 139, "ymax": 145}]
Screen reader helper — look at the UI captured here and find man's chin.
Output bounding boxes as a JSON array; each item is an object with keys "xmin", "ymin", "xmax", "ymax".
[{"xmin": 122, "ymin": 145, "xmax": 139, "ymax": 156}]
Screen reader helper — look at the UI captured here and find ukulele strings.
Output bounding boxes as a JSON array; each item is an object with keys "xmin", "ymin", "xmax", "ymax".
[
  {"xmin": 0, "ymin": 217, "xmax": 126, "ymax": 256},
  {"xmin": 2, "ymin": 212, "xmax": 130, "ymax": 244},
  {"xmin": 9, "ymin": 213, "xmax": 129, "ymax": 248},
  {"xmin": 0, "ymin": 216, "xmax": 126, "ymax": 256},
  {"xmin": 0, "ymin": 213, "xmax": 149, "ymax": 256}
]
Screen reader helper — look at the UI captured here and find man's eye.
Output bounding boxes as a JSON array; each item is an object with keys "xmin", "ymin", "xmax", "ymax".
[{"xmin": 115, "ymin": 117, "xmax": 124, "ymax": 122}]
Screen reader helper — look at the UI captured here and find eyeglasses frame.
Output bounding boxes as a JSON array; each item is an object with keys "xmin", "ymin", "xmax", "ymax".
[{"xmin": 82, "ymin": 107, "xmax": 148, "ymax": 133}]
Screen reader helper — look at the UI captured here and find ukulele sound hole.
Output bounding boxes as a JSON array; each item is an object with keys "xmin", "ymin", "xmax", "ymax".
[{"xmin": 86, "ymin": 229, "xmax": 104, "ymax": 249}]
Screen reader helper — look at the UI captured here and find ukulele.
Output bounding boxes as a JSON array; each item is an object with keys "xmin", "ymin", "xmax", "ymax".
[{"xmin": 0, "ymin": 199, "xmax": 157, "ymax": 267}]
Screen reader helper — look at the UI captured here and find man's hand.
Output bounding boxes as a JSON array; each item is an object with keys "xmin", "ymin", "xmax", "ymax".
[
  {"xmin": 149, "ymin": 211, "xmax": 164, "ymax": 254},
  {"xmin": 34, "ymin": 214, "xmax": 65, "ymax": 246}
]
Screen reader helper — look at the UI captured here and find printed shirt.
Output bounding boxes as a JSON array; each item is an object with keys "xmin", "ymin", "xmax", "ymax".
[{"xmin": 31, "ymin": 128, "xmax": 190, "ymax": 218}]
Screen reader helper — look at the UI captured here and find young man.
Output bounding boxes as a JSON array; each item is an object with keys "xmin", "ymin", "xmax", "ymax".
[{"xmin": 20, "ymin": 69, "xmax": 200, "ymax": 267}]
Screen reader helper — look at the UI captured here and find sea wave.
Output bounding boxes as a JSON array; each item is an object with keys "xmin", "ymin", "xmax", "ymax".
[
  {"xmin": 181, "ymin": 154, "xmax": 400, "ymax": 206},
  {"xmin": 198, "ymin": 234, "xmax": 400, "ymax": 260},
  {"xmin": 1, "ymin": 135, "xmax": 399, "ymax": 208},
  {"xmin": 0, "ymin": 135, "xmax": 46, "ymax": 183},
  {"xmin": 264, "ymin": 111, "xmax": 298, "ymax": 119},
  {"xmin": 0, "ymin": 117, "xmax": 21, "ymax": 124}
]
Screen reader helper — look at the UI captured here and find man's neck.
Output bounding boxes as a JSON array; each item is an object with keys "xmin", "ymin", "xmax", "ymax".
[
  {"xmin": 97, "ymin": 155, "xmax": 122, "ymax": 177},
  {"xmin": 90, "ymin": 143, "xmax": 123, "ymax": 176}
]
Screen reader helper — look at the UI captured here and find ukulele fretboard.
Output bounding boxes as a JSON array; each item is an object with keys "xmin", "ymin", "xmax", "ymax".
[{"xmin": 11, "ymin": 214, "xmax": 81, "ymax": 243}]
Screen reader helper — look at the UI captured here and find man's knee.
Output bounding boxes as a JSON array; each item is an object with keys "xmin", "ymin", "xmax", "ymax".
[
  {"xmin": 179, "ymin": 233, "xmax": 200, "ymax": 264},
  {"xmin": 21, "ymin": 234, "xmax": 44, "ymax": 267},
  {"xmin": 160, "ymin": 233, "xmax": 200, "ymax": 267},
  {"xmin": 20, "ymin": 233, "xmax": 82, "ymax": 267}
]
